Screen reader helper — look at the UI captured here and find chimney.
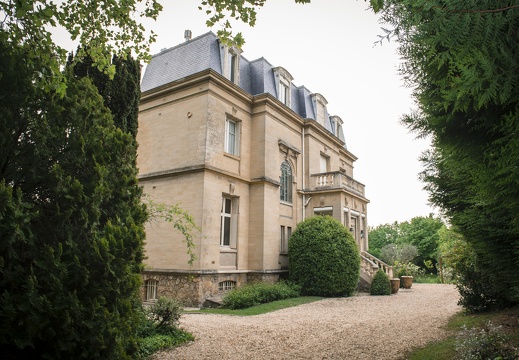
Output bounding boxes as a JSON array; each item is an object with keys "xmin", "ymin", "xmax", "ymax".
[{"xmin": 184, "ymin": 30, "xmax": 192, "ymax": 42}]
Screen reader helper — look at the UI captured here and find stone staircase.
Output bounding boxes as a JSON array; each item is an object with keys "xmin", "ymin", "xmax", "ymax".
[{"xmin": 359, "ymin": 251, "xmax": 393, "ymax": 291}]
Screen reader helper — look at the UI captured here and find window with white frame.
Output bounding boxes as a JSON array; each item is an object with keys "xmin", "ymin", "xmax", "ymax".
[
  {"xmin": 225, "ymin": 118, "xmax": 240, "ymax": 156},
  {"xmin": 274, "ymin": 67, "xmax": 293, "ymax": 107},
  {"xmin": 229, "ymin": 53, "xmax": 237, "ymax": 83},
  {"xmin": 311, "ymin": 93, "xmax": 328, "ymax": 127},
  {"xmin": 220, "ymin": 197, "xmax": 238, "ymax": 247},
  {"xmin": 279, "ymin": 82, "xmax": 289, "ymax": 105},
  {"xmin": 330, "ymin": 116, "xmax": 344, "ymax": 138},
  {"xmin": 320, "ymin": 154, "xmax": 329, "ymax": 173},
  {"xmin": 280, "ymin": 161, "xmax": 293, "ymax": 203},
  {"xmin": 220, "ymin": 44, "xmax": 241, "ymax": 84},
  {"xmin": 145, "ymin": 279, "xmax": 158, "ymax": 301}
]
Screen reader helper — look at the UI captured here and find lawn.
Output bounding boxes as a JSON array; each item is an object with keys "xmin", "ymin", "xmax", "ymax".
[
  {"xmin": 185, "ymin": 296, "xmax": 323, "ymax": 316},
  {"xmin": 407, "ymin": 306, "xmax": 519, "ymax": 359}
]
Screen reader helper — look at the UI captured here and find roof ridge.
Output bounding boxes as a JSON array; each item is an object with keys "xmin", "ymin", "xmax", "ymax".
[{"xmin": 150, "ymin": 31, "xmax": 217, "ymax": 59}]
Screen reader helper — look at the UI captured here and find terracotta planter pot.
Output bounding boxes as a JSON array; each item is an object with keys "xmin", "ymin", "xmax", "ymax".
[
  {"xmin": 390, "ymin": 278, "xmax": 400, "ymax": 294},
  {"xmin": 401, "ymin": 276, "xmax": 413, "ymax": 289}
]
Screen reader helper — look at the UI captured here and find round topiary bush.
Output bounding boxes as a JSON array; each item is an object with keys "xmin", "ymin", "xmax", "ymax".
[
  {"xmin": 370, "ymin": 269, "xmax": 391, "ymax": 296},
  {"xmin": 288, "ymin": 216, "xmax": 360, "ymax": 297}
]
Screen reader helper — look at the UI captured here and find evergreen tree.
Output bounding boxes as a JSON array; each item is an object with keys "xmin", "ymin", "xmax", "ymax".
[
  {"xmin": 378, "ymin": 1, "xmax": 519, "ymax": 308},
  {"xmin": 68, "ymin": 50, "xmax": 141, "ymax": 139},
  {"xmin": 0, "ymin": 35, "xmax": 146, "ymax": 359}
]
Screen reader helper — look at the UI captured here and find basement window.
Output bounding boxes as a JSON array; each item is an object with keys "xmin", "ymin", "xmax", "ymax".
[
  {"xmin": 145, "ymin": 279, "xmax": 158, "ymax": 301},
  {"xmin": 218, "ymin": 280, "xmax": 236, "ymax": 293}
]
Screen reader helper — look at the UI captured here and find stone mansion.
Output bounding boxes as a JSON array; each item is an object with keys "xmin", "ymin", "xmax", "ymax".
[{"xmin": 137, "ymin": 31, "xmax": 380, "ymax": 306}]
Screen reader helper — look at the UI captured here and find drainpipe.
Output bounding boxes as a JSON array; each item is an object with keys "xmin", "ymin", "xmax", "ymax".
[{"xmin": 301, "ymin": 124, "xmax": 305, "ymax": 220}]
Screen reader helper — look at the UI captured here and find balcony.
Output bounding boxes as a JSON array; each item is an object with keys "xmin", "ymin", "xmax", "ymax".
[{"xmin": 310, "ymin": 171, "xmax": 365, "ymax": 196}]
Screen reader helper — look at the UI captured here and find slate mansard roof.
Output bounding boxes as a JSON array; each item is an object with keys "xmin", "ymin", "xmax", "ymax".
[{"xmin": 141, "ymin": 31, "xmax": 347, "ymax": 146}]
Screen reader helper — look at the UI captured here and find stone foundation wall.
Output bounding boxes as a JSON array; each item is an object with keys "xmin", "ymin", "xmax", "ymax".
[{"xmin": 141, "ymin": 270, "xmax": 286, "ymax": 307}]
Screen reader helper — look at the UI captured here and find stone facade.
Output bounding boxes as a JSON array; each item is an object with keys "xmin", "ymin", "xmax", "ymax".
[{"xmin": 137, "ymin": 32, "xmax": 370, "ymax": 307}]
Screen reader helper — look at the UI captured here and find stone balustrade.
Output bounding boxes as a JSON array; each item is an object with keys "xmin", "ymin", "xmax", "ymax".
[
  {"xmin": 311, "ymin": 172, "xmax": 365, "ymax": 196},
  {"xmin": 361, "ymin": 251, "xmax": 393, "ymax": 279},
  {"xmin": 360, "ymin": 254, "xmax": 378, "ymax": 281}
]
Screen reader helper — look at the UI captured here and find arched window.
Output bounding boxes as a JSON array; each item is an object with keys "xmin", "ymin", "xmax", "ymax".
[{"xmin": 280, "ymin": 161, "xmax": 293, "ymax": 203}]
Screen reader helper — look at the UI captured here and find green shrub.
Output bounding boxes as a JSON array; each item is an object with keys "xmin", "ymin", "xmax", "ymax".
[
  {"xmin": 137, "ymin": 328, "xmax": 194, "ymax": 358},
  {"xmin": 222, "ymin": 281, "xmax": 301, "ymax": 310},
  {"xmin": 148, "ymin": 297, "xmax": 182, "ymax": 329},
  {"xmin": 288, "ymin": 216, "xmax": 360, "ymax": 297},
  {"xmin": 135, "ymin": 300, "xmax": 193, "ymax": 358},
  {"xmin": 370, "ymin": 269, "xmax": 391, "ymax": 295}
]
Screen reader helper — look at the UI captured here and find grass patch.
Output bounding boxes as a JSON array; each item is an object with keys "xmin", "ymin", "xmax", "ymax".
[
  {"xmin": 186, "ymin": 296, "xmax": 323, "ymax": 316},
  {"xmin": 413, "ymin": 274, "xmax": 442, "ymax": 284},
  {"xmin": 407, "ymin": 306, "xmax": 519, "ymax": 360}
]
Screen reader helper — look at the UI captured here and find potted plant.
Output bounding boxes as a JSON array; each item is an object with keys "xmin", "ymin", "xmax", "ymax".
[{"xmin": 394, "ymin": 261, "xmax": 418, "ymax": 289}]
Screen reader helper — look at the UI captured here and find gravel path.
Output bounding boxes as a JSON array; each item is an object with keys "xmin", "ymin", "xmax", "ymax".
[{"xmin": 154, "ymin": 284, "xmax": 461, "ymax": 360}]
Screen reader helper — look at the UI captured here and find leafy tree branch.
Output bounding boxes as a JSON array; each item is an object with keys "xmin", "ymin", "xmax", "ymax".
[{"xmin": 145, "ymin": 196, "xmax": 201, "ymax": 266}]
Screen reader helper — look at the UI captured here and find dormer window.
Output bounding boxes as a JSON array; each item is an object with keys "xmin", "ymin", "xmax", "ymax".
[
  {"xmin": 330, "ymin": 116, "xmax": 344, "ymax": 138},
  {"xmin": 220, "ymin": 44, "xmax": 242, "ymax": 85},
  {"xmin": 273, "ymin": 67, "xmax": 294, "ymax": 107},
  {"xmin": 311, "ymin": 93, "xmax": 328, "ymax": 127}
]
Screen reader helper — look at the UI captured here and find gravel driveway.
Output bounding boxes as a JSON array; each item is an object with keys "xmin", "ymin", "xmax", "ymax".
[{"xmin": 154, "ymin": 284, "xmax": 461, "ymax": 360}]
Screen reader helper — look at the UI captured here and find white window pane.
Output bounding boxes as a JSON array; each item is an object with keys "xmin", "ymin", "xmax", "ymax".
[{"xmin": 223, "ymin": 217, "xmax": 231, "ymax": 246}]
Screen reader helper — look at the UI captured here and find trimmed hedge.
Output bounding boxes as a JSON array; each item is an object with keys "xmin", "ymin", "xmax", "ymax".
[
  {"xmin": 288, "ymin": 216, "xmax": 360, "ymax": 297},
  {"xmin": 370, "ymin": 269, "xmax": 391, "ymax": 296}
]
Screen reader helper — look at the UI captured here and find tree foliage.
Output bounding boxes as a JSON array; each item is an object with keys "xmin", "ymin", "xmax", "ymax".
[
  {"xmin": 368, "ymin": 215, "xmax": 443, "ymax": 269},
  {"xmin": 377, "ymin": 1, "xmax": 519, "ymax": 307},
  {"xmin": 399, "ymin": 215, "xmax": 443, "ymax": 267},
  {"xmin": 367, "ymin": 222, "xmax": 399, "ymax": 258},
  {"xmin": 0, "ymin": 0, "xmax": 161, "ymax": 95},
  {"xmin": 68, "ymin": 49, "xmax": 141, "ymax": 139},
  {"xmin": 0, "ymin": 29, "xmax": 148, "ymax": 358},
  {"xmin": 288, "ymin": 216, "xmax": 360, "ymax": 297}
]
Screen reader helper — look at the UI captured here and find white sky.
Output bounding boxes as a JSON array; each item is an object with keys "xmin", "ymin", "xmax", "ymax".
[{"xmin": 55, "ymin": 0, "xmax": 437, "ymax": 226}]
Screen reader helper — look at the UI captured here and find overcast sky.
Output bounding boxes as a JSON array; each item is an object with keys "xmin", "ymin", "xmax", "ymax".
[
  {"xmin": 55, "ymin": 0, "xmax": 437, "ymax": 226},
  {"xmin": 139, "ymin": 1, "xmax": 437, "ymax": 226}
]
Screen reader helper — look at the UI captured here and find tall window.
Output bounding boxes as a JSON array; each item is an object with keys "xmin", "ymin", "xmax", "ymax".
[
  {"xmin": 145, "ymin": 279, "xmax": 158, "ymax": 301},
  {"xmin": 220, "ymin": 198, "xmax": 232, "ymax": 246},
  {"xmin": 280, "ymin": 161, "xmax": 293, "ymax": 203},
  {"xmin": 280, "ymin": 225, "xmax": 286, "ymax": 253},
  {"xmin": 225, "ymin": 118, "xmax": 240, "ymax": 156},
  {"xmin": 220, "ymin": 197, "xmax": 238, "ymax": 247},
  {"xmin": 279, "ymin": 82, "xmax": 289, "ymax": 105},
  {"xmin": 280, "ymin": 226, "xmax": 292, "ymax": 253},
  {"xmin": 229, "ymin": 53, "xmax": 237, "ymax": 83}
]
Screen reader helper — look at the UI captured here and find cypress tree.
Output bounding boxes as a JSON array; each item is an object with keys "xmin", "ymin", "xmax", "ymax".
[
  {"xmin": 68, "ymin": 49, "xmax": 141, "ymax": 139},
  {"xmin": 378, "ymin": 0, "xmax": 519, "ymax": 309},
  {"xmin": 0, "ymin": 35, "xmax": 146, "ymax": 359}
]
